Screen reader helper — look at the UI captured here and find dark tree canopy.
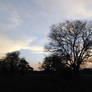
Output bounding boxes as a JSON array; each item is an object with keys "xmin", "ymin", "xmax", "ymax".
[
  {"xmin": 18, "ymin": 58, "xmax": 33, "ymax": 73},
  {"xmin": 0, "ymin": 51, "xmax": 33, "ymax": 74},
  {"xmin": 42, "ymin": 54, "xmax": 66, "ymax": 72},
  {"xmin": 44, "ymin": 20, "xmax": 92, "ymax": 73}
]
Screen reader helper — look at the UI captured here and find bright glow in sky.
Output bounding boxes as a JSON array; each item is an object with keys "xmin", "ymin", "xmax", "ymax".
[{"xmin": 0, "ymin": 0, "xmax": 92, "ymax": 70}]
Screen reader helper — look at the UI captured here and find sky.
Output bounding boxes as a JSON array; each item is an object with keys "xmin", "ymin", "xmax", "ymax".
[{"xmin": 0, "ymin": 0, "xmax": 92, "ymax": 70}]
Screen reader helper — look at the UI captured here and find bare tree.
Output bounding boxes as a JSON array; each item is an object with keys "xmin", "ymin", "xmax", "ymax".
[{"xmin": 45, "ymin": 20, "xmax": 92, "ymax": 74}]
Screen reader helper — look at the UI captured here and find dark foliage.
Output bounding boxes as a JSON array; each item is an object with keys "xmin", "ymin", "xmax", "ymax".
[
  {"xmin": 42, "ymin": 54, "xmax": 65, "ymax": 72},
  {"xmin": 0, "ymin": 51, "xmax": 33, "ymax": 74}
]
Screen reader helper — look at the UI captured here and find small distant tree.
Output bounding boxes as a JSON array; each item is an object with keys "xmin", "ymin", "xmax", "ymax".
[
  {"xmin": 42, "ymin": 53, "xmax": 73, "ymax": 79},
  {"xmin": 18, "ymin": 58, "xmax": 33, "ymax": 73},
  {"xmin": 44, "ymin": 20, "xmax": 92, "ymax": 75},
  {"xmin": 42, "ymin": 54, "xmax": 65, "ymax": 72}
]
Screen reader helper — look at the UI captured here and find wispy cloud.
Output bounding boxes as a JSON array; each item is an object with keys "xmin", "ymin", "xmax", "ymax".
[
  {"xmin": 0, "ymin": 34, "xmax": 44, "ymax": 57},
  {"xmin": 24, "ymin": 46, "xmax": 44, "ymax": 53},
  {"xmin": 0, "ymin": 2, "xmax": 23, "ymax": 31},
  {"xmin": 7, "ymin": 11, "xmax": 23, "ymax": 29},
  {"xmin": 32, "ymin": 0, "xmax": 92, "ymax": 20}
]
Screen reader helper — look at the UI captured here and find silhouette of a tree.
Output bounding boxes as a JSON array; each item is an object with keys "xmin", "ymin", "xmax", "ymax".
[
  {"xmin": 18, "ymin": 58, "xmax": 33, "ymax": 73},
  {"xmin": 42, "ymin": 54, "xmax": 65, "ymax": 72},
  {"xmin": 4, "ymin": 51, "xmax": 20, "ymax": 73},
  {"xmin": 0, "ymin": 51, "xmax": 33, "ymax": 74},
  {"xmin": 44, "ymin": 20, "xmax": 92, "ymax": 75}
]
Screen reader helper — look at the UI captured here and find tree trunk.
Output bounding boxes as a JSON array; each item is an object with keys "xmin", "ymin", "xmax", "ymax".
[{"xmin": 73, "ymin": 62, "xmax": 81, "ymax": 78}]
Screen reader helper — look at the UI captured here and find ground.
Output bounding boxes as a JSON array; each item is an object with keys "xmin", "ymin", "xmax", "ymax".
[{"xmin": 0, "ymin": 71, "xmax": 92, "ymax": 92}]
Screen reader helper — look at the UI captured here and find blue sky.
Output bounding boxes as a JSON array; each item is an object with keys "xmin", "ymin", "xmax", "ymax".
[{"xmin": 0, "ymin": 0, "xmax": 92, "ymax": 69}]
